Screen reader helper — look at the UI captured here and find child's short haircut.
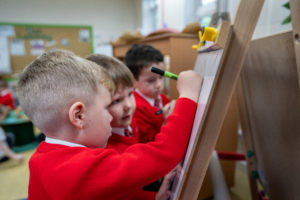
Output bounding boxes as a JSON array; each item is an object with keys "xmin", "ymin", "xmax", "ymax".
[
  {"xmin": 86, "ymin": 54, "xmax": 134, "ymax": 89},
  {"xmin": 16, "ymin": 49, "xmax": 114, "ymax": 134},
  {"xmin": 124, "ymin": 44, "xmax": 163, "ymax": 80}
]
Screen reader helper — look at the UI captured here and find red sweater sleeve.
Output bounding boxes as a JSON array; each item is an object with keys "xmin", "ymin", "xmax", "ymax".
[
  {"xmin": 106, "ymin": 119, "xmax": 140, "ymax": 153},
  {"xmin": 28, "ymin": 98, "xmax": 197, "ymax": 200}
]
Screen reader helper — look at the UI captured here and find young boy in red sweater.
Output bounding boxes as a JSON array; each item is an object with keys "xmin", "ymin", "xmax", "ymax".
[
  {"xmin": 17, "ymin": 49, "xmax": 202, "ymax": 200},
  {"xmin": 125, "ymin": 44, "xmax": 175, "ymax": 143},
  {"xmin": 86, "ymin": 54, "xmax": 139, "ymax": 153},
  {"xmin": 87, "ymin": 54, "xmax": 163, "ymax": 198},
  {"xmin": 87, "ymin": 54, "xmax": 179, "ymax": 196}
]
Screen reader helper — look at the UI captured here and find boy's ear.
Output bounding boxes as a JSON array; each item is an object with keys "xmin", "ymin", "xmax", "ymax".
[{"xmin": 69, "ymin": 102, "xmax": 86, "ymax": 129}]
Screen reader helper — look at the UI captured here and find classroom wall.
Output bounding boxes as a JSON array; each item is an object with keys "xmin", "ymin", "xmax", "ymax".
[
  {"xmin": 162, "ymin": 0, "xmax": 292, "ymax": 38},
  {"xmin": 163, "ymin": 0, "xmax": 185, "ymax": 31},
  {"xmin": 0, "ymin": 0, "xmax": 292, "ymax": 55},
  {"xmin": 0, "ymin": 0, "xmax": 142, "ymax": 54}
]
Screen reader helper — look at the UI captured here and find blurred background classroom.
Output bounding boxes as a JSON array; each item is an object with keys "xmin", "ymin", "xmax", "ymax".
[{"xmin": 0, "ymin": 0, "xmax": 294, "ymax": 199}]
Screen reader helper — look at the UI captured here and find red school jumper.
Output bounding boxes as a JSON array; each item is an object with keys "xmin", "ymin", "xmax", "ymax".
[
  {"xmin": 106, "ymin": 119, "xmax": 156, "ymax": 199},
  {"xmin": 133, "ymin": 91, "xmax": 170, "ymax": 143},
  {"xmin": 106, "ymin": 119, "xmax": 139, "ymax": 153},
  {"xmin": 28, "ymin": 98, "xmax": 196, "ymax": 200}
]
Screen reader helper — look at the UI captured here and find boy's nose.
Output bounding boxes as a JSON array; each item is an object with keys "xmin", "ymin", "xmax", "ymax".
[
  {"xmin": 154, "ymin": 78, "xmax": 163, "ymax": 89},
  {"xmin": 123, "ymin": 98, "xmax": 130, "ymax": 110}
]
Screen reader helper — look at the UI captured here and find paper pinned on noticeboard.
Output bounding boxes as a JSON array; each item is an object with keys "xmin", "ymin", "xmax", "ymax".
[{"xmin": 0, "ymin": 36, "xmax": 11, "ymax": 74}]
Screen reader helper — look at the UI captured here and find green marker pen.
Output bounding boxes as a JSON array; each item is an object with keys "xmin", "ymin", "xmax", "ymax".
[
  {"xmin": 151, "ymin": 67, "xmax": 178, "ymax": 115},
  {"xmin": 151, "ymin": 67, "xmax": 178, "ymax": 80}
]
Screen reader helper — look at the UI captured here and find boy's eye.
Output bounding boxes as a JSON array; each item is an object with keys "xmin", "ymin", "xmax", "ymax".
[
  {"xmin": 128, "ymin": 91, "xmax": 133, "ymax": 97},
  {"xmin": 147, "ymin": 79, "xmax": 156, "ymax": 83},
  {"xmin": 111, "ymin": 98, "xmax": 122, "ymax": 105}
]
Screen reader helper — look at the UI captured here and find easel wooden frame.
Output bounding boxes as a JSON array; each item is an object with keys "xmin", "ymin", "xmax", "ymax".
[
  {"xmin": 236, "ymin": 1, "xmax": 300, "ymax": 199},
  {"xmin": 173, "ymin": 0, "xmax": 265, "ymax": 199},
  {"xmin": 290, "ymin": 0, "xmax": 300, "ymax": 88},
  {"xmin": 236, "ymin": 78, "xmax": 260, "ymax": 200}
]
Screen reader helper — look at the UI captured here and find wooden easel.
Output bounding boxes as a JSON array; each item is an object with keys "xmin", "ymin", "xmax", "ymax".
[
  {"xmin": 290, "ymin": 0, "xmax": 300, "ymax": 88},
  {"xmin": 237, "ymin": 1, "xmax": 300, "ymax": 199},
  {"xmin": 169, "ymin": 0, "xmax": 265, "ymax": 199}
]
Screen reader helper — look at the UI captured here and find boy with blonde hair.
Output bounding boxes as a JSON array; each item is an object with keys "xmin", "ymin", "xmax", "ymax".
[{"xmin": 17, "ymin": 49, "xmax": 202, "ymax": 200}]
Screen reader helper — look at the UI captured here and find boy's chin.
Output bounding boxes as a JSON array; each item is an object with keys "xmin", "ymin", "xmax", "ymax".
[
  {"xmin": 111, "ymin": 122, "xmax": 131, "ymax": 128},
  {"xmin": 153, "ymin": 91, "xmax": 162, "ymax": 98},
  {"xmin": 121, "ymin": 121, "xmax": 131, "ymax": 128}
]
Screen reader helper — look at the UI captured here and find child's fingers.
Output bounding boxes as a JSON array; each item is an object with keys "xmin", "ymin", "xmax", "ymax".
[{"xmin": 162, "ymin": 100, "xmax": 176, "ymax": 118}]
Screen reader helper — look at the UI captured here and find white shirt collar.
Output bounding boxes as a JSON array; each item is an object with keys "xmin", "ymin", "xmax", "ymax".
[
  {"xmin": 111, "ymin": 126, "xmax": 132, "ymax": 136},
  {"xmin": 45, "ymin": 137, "xmax": 86, "ymax": 147},
  {"xmin": 135, "ymin": 89, "xmax": 161, "ymax": 108}
]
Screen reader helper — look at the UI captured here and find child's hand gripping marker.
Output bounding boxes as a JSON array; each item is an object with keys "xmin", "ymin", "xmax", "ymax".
[
  {"xmin": 151, "ymin": 67, "xmax": 178, "ymax": 80},
  {"xmin": 151, "ymin": 67, "xmax": 178, "ymax": 115}
]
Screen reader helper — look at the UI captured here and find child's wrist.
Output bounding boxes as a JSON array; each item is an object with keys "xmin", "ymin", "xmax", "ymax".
[{"xmin": 179, "ymin": 93, "xmax": 199, "ymax": 103}]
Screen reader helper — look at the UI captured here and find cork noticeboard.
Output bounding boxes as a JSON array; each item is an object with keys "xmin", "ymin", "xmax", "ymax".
[{"xmin": 0, "ymin": 22, "xmax": 93, "ymax": 74}]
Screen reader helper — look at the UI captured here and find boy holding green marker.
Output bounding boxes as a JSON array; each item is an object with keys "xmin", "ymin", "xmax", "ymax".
[
  {"xmin": 125, "ymin": 44, "xmax": 176, "ymax": 144},
  {"xmin": 151, "ymin": 67, "xmax": 178, "ymax": 115},
  {"xmin": 151, "ymin": 67, "xmax": 178, "ymax": 80}
]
